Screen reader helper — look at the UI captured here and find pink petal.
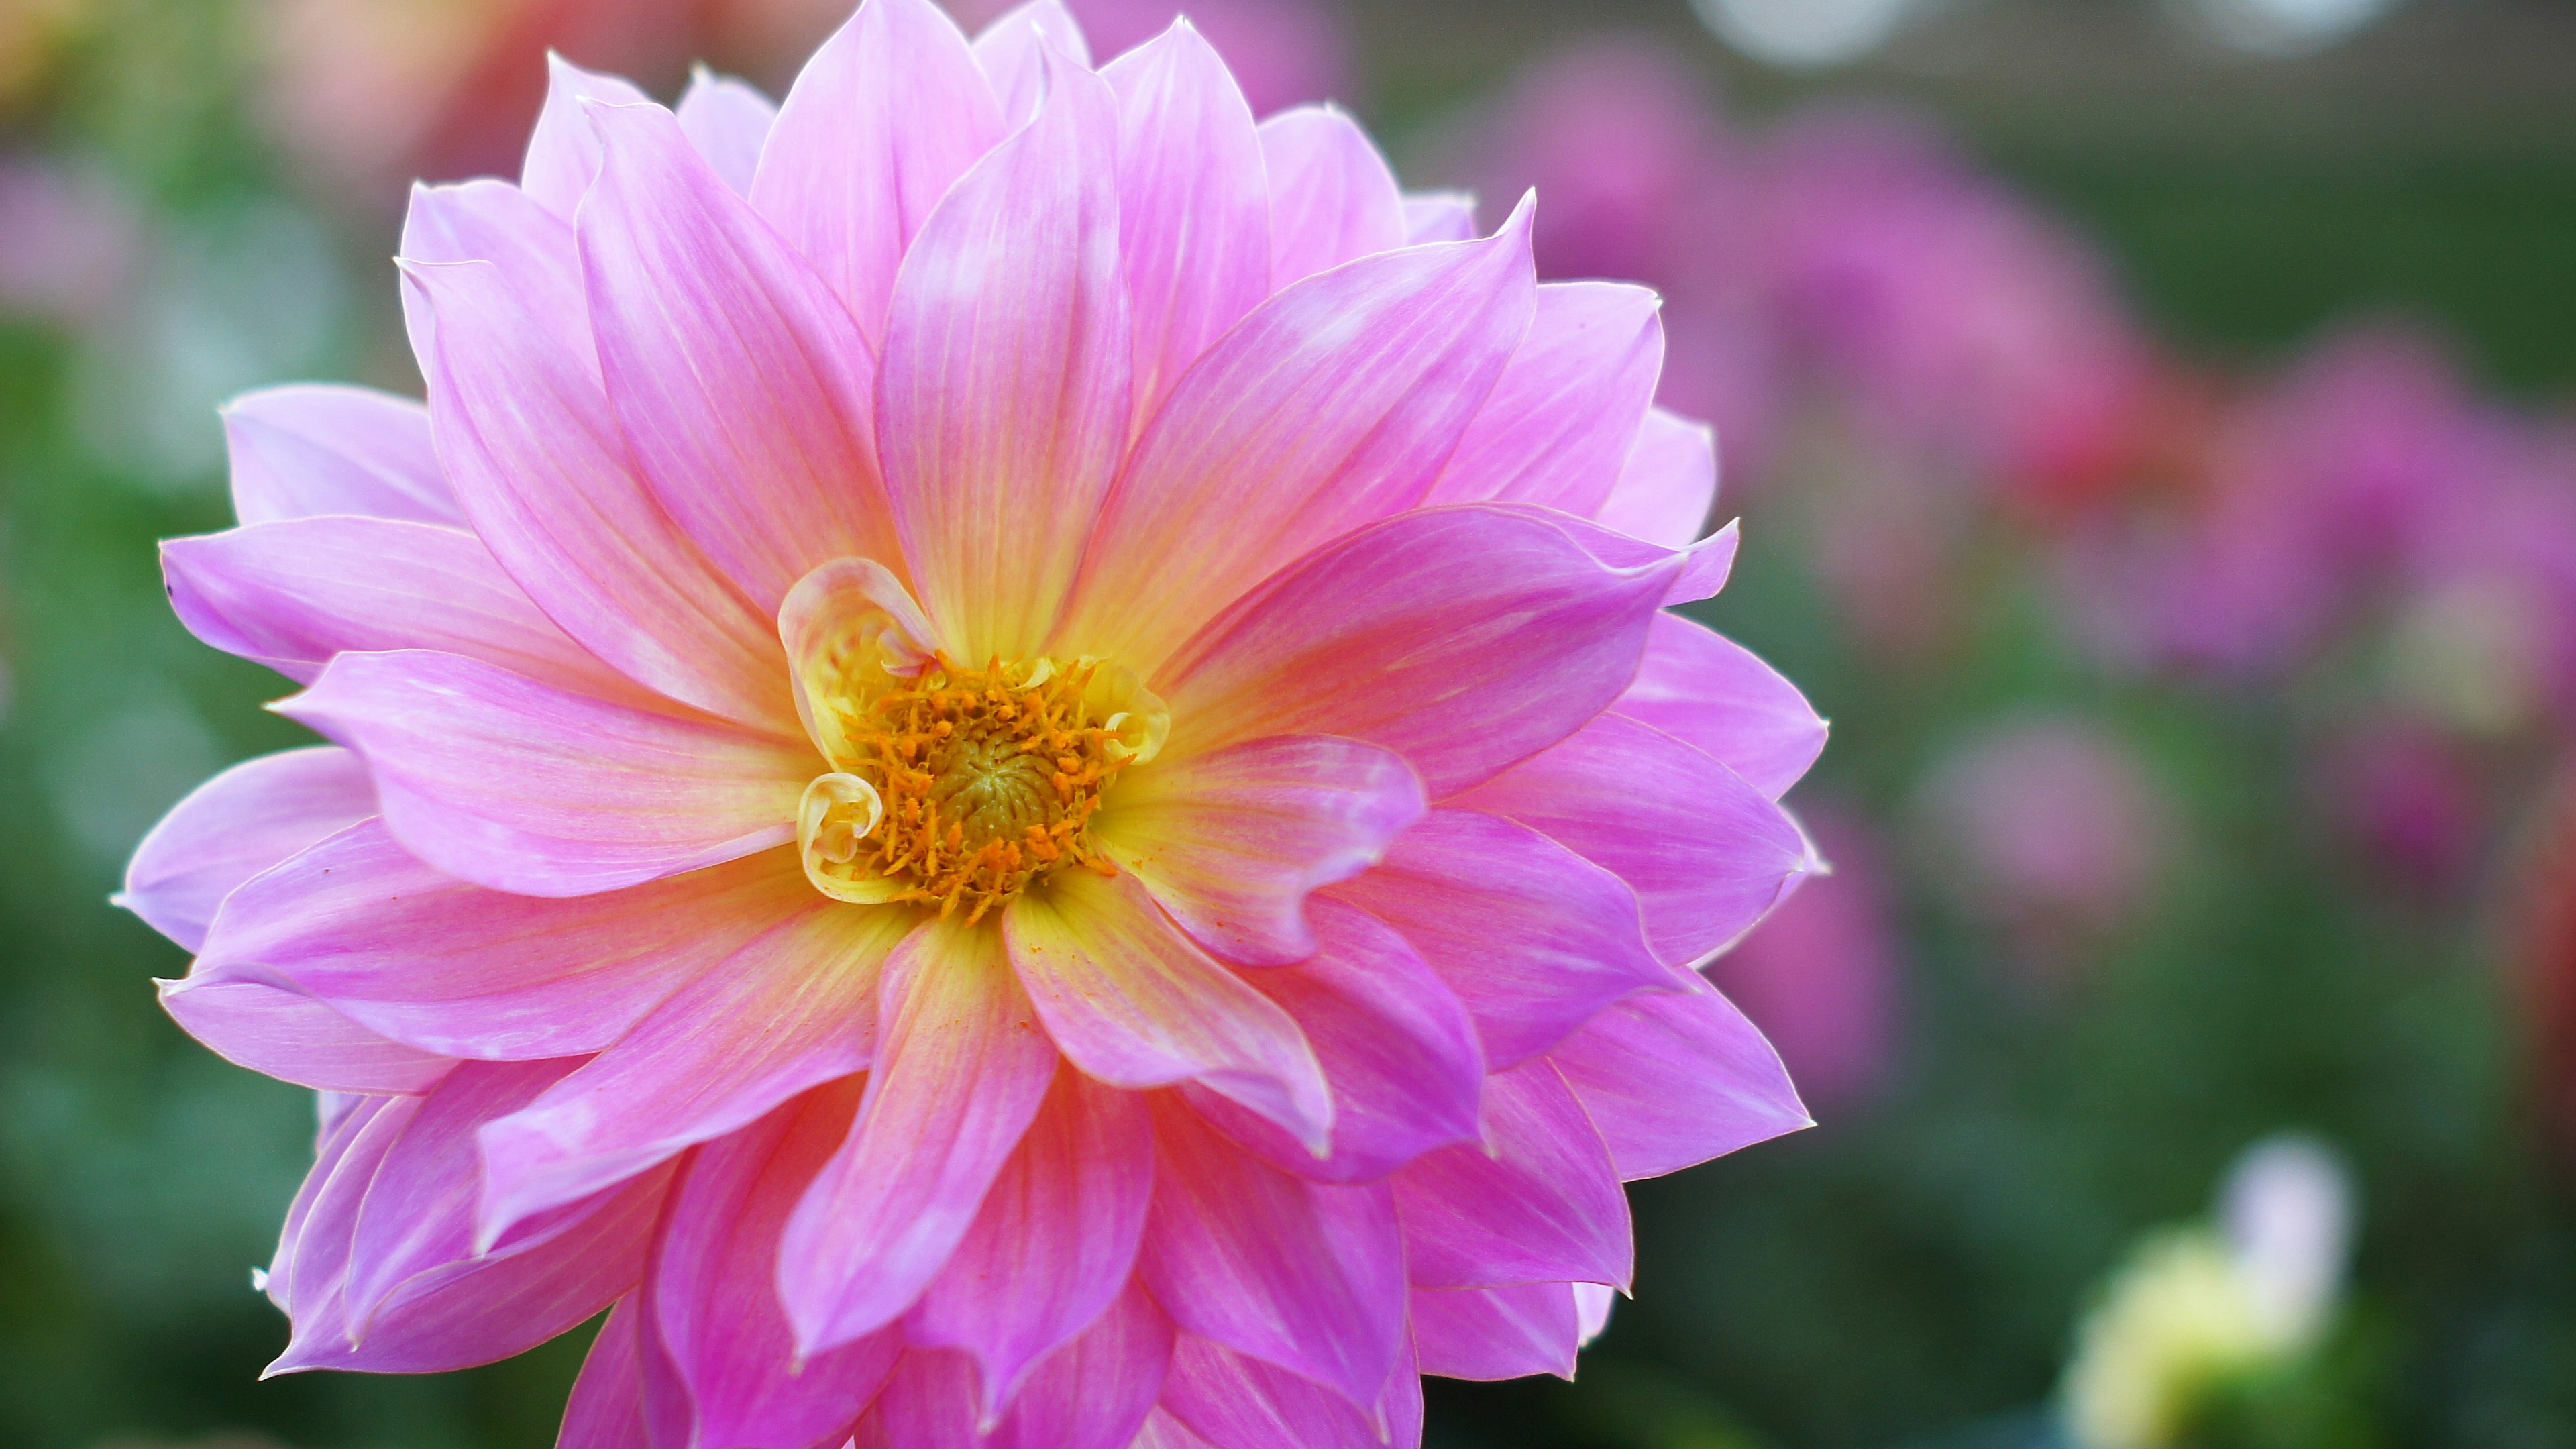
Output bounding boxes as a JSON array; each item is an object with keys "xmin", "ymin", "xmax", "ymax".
[
  {"xmin": 1531, "ymin": 504, "xmax": 1739, "ymax": 608},
  {"xmin": 560, "ymin": 1298, "xmax": 653, "ymax": 1449},
  {"xmin": 1158, "ymin": 1333, "xmax": 1422, "ymax": 1449},
  {"xmin": 197, "ymin": 820, "xmax": 808, "ymax": 1060},
  {"xmin": 975, "ymin": 1, "xmax": 1095, "ymax": 127},
  {"xmin": 750, "ymin": 0, "xmax": 1004, "ymax": 345},
  {"xmin": 399, "ymin": 179, "xmax": 584, "ymax": 370},
  {"xmin": 1062, "ymin": 203, "xmax": 1537, "ymax": 674},
  {"xmin": 1403, "ymin": 191, "xmax": 1478, "ymax": 244},
  {"xmin": 1593, "ymin": 407, "xmax": 1718, "ymax": 549},
  {"xmin": 581, "ymin": 99, "xmax": 901, "ymax": 616},
  {"xmin": 1392, "ymin": 1058, "xmax": 1631, "ymax": 1291},
  {"xmin": 1322, "ymin": 808, "xmax": 1670, "ymax": 1069},
  {"xmin": 221, "ymin": 384, "xmax": 458, "ymax": 528},
  {"xmin": 162, "ymin": 518, "xmax": 647, "ymax": 705},
  {"xmin": 1153, "ymin": 504, "xmax": 1680, "ymax": 798},
  {"xmin": 402, "ymin": 256, "xmax": 795, "ymax": 733},
  {"xmin": 904, "ymin": 1067, "xmax": 1153, "ymax": 1416},
  {"xmin": 1098, "ymin": 735, "xmax": 1425, "ymax": 967},
  {"xmin": 875, "ymin": 51, "xmax": 1130, "ymax": 661},
  {"xmin": 1002, "ymin": 870, "xmax": 1330, "ymax": 1150},
  {"xmin": 1139, "ymin": 1099, "xmax": 1405, "ymax": 1408},
  {"xmin": 1410, "ymin": 1282, "xmax": 1582, "ymax": 1381},
  {"xmin": 158, "ymin": 963, "xmax": 454, "ymax": 1094},
  {"xmin": 521, "ymin": 54, "xmax": 653, "ymax": 217},
  {"xmin": 1132, "ymin": 1409, "xmax": 1222, "ymax": 1449},
  {"xmin": 781, "ymin": 920, "xmax": 1061, "ymax": 1354},
  {"xmin": 117, "ymin": 744, "xmax": 374, "ymax": 952},
  {"xmin": 262, "ymin": 1094, "xmax": 399, "ymax": 1325},
  {"xmin": 649, "ymin": 1081, "xmax": 899, "ymax": 1449},
  {"xmin": 278, "ymin": 649, "xmax": 811, "ymax": 898},
  {"xmin": 1454, "ymin": 713, "xmax": 1813, "ymax": 967},
  {"xmin": 674, "ymin": 66, "xmax": 775, "ymax": 196},
  {"xmin": 474, "ymin": 903, "xmax": 906, "ymax": 1240},
  {"xmin": 875, "ymin": 1285, "xmax": 1170, "ymax": 1449},
  {"xmin": 1101, "ymin": 20, "xmax": 1269, "ymax": 424},
  {"xmin": 1612, "ymin": 613, "xmax": 1826, "ymax": 801},
  {"xmin": 1183, "ymin": 898, "xmax": 1483, "ymax": 1183},
  {"xmin": 1260, "ymin": 106, "xmax": 1406, "ymax": 287},
  {"xmin": 1545, "ymin": 979, "xmax": 1809, "ymax": 1181},
  {"xmin": 1428, "ymin": 281, "xmax": 1664, "ymax": 519}
]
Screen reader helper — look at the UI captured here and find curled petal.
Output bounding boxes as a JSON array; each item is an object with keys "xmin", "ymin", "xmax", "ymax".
[
  {"xmin": 778, "ymin": 557, "xmax": 941, "ymax": 766},
  {"xmin": 1403, "ymin": 191, "xmax": 1479, "ymax": 244},
  {"xmin": 118, "ymin": 745, "xmax": 374, "ymax": 953},
  {"xmin": 798, "ymin": 773, "xmax": 900, "ymax": 905},
  {"xmin": 975, "ymin": 0, "xmax": 1094, "ymax": 126},
  {"xmin": 521, "ymin": 54, "xmax": 653, "ymax": 217},
  {"xmin": 1594, "ymin": 407, "xmax": 1719, "ymax": 549},
  {"xmin": 158, "ymin": 963, "xmax": 453, "ymax": 1095}
]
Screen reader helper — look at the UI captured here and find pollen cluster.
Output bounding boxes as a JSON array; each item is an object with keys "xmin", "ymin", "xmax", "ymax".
[{"xmin": 804, "ymin": 655, "xmax": 1144, "ymax": 923}]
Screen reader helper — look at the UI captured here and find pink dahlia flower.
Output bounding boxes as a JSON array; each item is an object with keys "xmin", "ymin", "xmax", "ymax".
[{"xmin": 124, "ymin": 4, "xmax": 1824, "ymax": 1445}]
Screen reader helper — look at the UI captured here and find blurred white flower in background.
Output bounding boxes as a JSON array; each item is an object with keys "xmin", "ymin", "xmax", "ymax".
[
  {"xmin": 2171, "ymin": 0, "xmax": 2402, "ymax": 56},
  {"xmin": 1689, "ymin": 0, "xmax": 1919, "ymax": 68}
]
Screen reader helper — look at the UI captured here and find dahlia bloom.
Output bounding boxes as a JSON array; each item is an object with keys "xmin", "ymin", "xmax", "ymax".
[{"xmin": 123, "ymin": 4, "xmax": 1825, "ymax": 1445}]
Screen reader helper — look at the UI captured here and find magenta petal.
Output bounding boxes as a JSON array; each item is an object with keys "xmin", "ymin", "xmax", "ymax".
[
  {"xmin": 581, "ymin": 99, "xmax": 900, "ymax": 616},
  {"xmin": 1546, "ymin": 979, "xmax": 1810, "ymax": 1181},
  {"xmin": 781, "ymin": 921, "xmax": 1060, "ymax": 1355},
  {"xmin": 1184, "ymin": 898, "xmax": 1483, "ymax": 1183},
  {"xmin": 1613, "ymin": 613, "xmax": 1827, "ymax": 801},
  {"xmin": 1155, "ymin": 505, "xmax": 1680, "ymax": 798},
  {"xmin": 559, "ymin": 1298, "xmax": 653, "ymax": 1449},
  {"xmin": 1392, "ymin": 1058, "xmax": 1631, "ymax": 1291},
  {"xmin": 162, "ymin": 518, "xmax": 647, "ymax": 704},
  {"xmin": 197, "ymin": 820, "xmax": 808, "ymax": 1060},
  {"xmin": 1260, "ymin": 106, "xmax": 1407, "ymax": 287},
  {"xmin": 278, "ymin": 649, "xmax": 810, "ymax": 898},
  {"xmin": 1429, "ymin": 282, "xmax": 1664, "ymax": 519},
  {"xmin": 521, "ymin": 54, "xmax": 653, "ymax": 217},
  {"xmin": 118, "ymin": 744, "xmax": 373, "ymax": 952},
  {"xmin": 1410, "ymin": 1282, "xmax": 1582, "ymax": 1381},
  {"xmin": 876, "ymin": 50, "xmax": 1130, "ymax": 662},
  {"xmin": 751, "ymin": 0, "xmax": 1004, "ymax": 345},
  {"xmin": 474, "ymin": 903, "xmax": 905, "ymax": 1240},
  {"xmin": 403, "ymin": 256, "xmax": 794, "ymax": 733},
  {"xmin": 974, "ymin": 1, "xmax": 1095, "ymax": 127},
  {"xmin": 674, "ymin": 66, "xmax": 775, "ymax": 196},
  {"xmin": 1101, "ymin": 20, "xmax": 1269, "ymax": 423},
  {"xmin": 1324, "ymin": 808, "xmax": 1670, "ymax": 1069},
  {"xmin": 905, "ymin": 1067, "xmax": 1152, "ymax": 1416},
  {"xmin": 158, "ymin": 963, "xmax": 453, "ymax": 1095},
  {"xmin": 1132, "ymin": 1409, "xmax": 1223, "ymax": 1449},
  {"xmin": 1065, "ymin": 203, "xmax": 1538, "ymax": 673},
  {"xmin": 1159, "ymin": 1334, "xmax": 1423, "ymax": 1449},
  {"xmin": 221, "ymin": 384, "xmax": 458, "ymax": 528},
  {"xmin": 1099, "ymin": 735, "xmax": 1426, "ymax": 967},
  {"xmin": 1403, "ymin": 191, "xmax": 1479, "ymax": 244},
  {"xmin": 1140, "ymin": 1099, "xmax": 1405, "ymax": 1409},
  {"xmin": 877, "ymin": 1285, "xmax": 1171, "ymax": 1449},
  {"xmin": 649, "ymin": 1082, "xmax": 898, "ymax": 1449},
  {"xmin": 1456, "ymin": 713, "xmax": 1813, "ymax": 967},
  {"xmin": 1594, "ymin": 407, "xmax": 1719, "ymax": 549}
]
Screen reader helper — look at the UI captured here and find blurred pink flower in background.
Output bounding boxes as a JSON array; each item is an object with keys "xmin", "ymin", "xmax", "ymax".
[
  {"xmin": 0, "ymin": 154, "xmax": 141, "ymax": 327},
  {"xmin": 1707, "ymin": 804, "xmax": 1904, "ymax": 1111},
  {"xmin": 2311, "ymin": 718, "xmax": 2483, "ymax": 891}
]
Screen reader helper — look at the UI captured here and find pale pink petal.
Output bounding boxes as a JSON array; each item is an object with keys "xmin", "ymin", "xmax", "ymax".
[
  {"xmin": 1097, "ymin": 735, "xmax": 1424, "ymax": 967},
  {"xmin": 402, "ymin": 256, "xmax": 794, "ymax": 733},
  {"xmin": 875, "ymin": 52, "xmax": 1130, "ymax": 661},
  {"xmin": 649, "ymin": 1081, "xmax": 899, "ymax": 1449},
  {"xmin": 521, "ymin": 54, "xmax": 653, "ymax": 217},
  {"xmin": 1322, "ymin": 808, "xmax": 1669, "ymax": 1069},
  {"xmin": 1403, "ymin": 191, "xmax": 1478, "ymax": 244},
  {"xmin": 1593, "ymin": 407, "xmax": 1718, "ymax": 549},
  {"xmin": 674, "ymin": 66, "xmax": 775, "ymax": 196},
  {"xmin": 117, "ymin": 745, "xmax": 373, "ymax": 952},
  {"xmin": 1546, "ymin": 979, "xmax": 1809, "ymax": 1181},
  {"xmin": 782, "ymin": 920, "xmax": 1061, "ymax": 1354},
  {"xmin": 162, "ymin": 518, "xmax": 648, "ymax": 705},
  {"xmin": 975, "ymin": 1, "xmax": 1095, "ymax": 127},
  {"xmin": 1410, "ymin": 1282, "xmax": 1582, "ymax": 1381},
  {"xmin": 582, "ymin": 100, "xmax": 900, "ymax": 616},
  {"xmin": 1183, "ymin": 898, "xmax": 1483, "ymax": 1183},
  {"xmin": 1101, "ymin": 20, "xmax": 1269, "ymax": 423},
  {"xmin": 1063, "ymin": 203, "xmax": 1537, "ymax": 673},
  {"xmin": 1003, "ymin": 869, "xmax": 1330, "ymax": 1150},
  {"xmin": 197, "ymin": 820, "xmax": 809, "ymax": 1060},
  {"xmin": 222, "ymin": 384, "xmax": 457, "ymax": 528},
  {"xmin": 1152, "ymin": 504, "xmax": 1679, "ymax": 798},
  {"xmin": 1454, "ymin": 713, "xmax": 1812, "ymax": 966},
  {"xmin": 559, "ymin": 1298, "xmax": 653, "ymax": 1449},
  {"xmin": 475, "ymin": 903, "xmax": 906, "ymax": 1239},
  {"xmin": 1393, "ymin": 1058, "xmax": 1631, "ymax": 1291},
  {"xmin": 1528, "ymin": 504, "xmax": 1739, "ymax": 608},
  {"xmin": 1260, "ymin": 106, "xmax": 1405, "ymax": 286},
  {"xmin": 399, "ymin": 179, "xmax": 584, "ymax": 370},
  {"xmin": 1140, "ymin": 1099, "xmax": 1407, "ymax": 1409},
  {"xmin": 1132, "ymin": 1409, "xmax": 1222, "ymax": 1449},
  {"xmin": 1577, "ymin": 1281, "xmax": 1617, "ymax": 1342},
  {"xmin": 158, "ymin": 963, "xmax": 454, "ymax": 1094},
  {"xmin": 261, "ymin": 1094, "xmax": 397, "ymax": 1325},
  {"xmin": 875, "ymin": 1285, "xmax": 1169, "ymax": 1449},
  {"xmin": 1428, "ymin": 281, "xmax": 1663, "ymax": 519},
  {"xmin": 904, "ymin": 1067, "xmax": 1153, "ymax": 1416},
  {"xmin": 751, "ymin": 0, "xmax": 1004, "ymax": 345},
  {"xmin": 278, "ymin": 649, "xmax": 810, "ymax": 898},
  {"xmin": 1158, "ymin": 1333, "xmax": 1422, "ymax": 1449},
  {"xmin": 1612, "ymin": 614, "xmax": 1826, "ymax": 800}
]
